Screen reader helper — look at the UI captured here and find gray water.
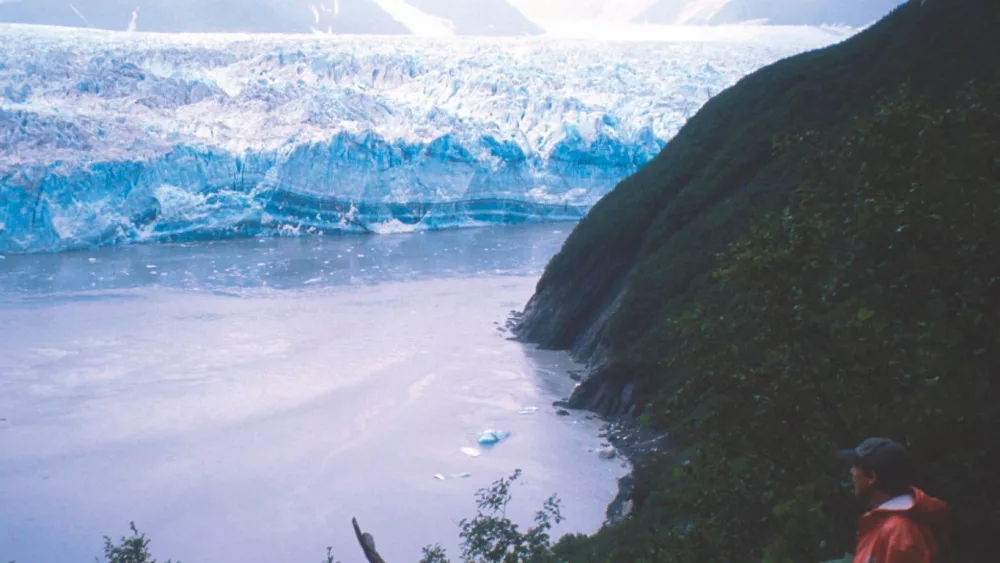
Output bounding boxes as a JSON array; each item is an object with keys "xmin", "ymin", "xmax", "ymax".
[{"xmin": 0, "ymin": 225, "xmax": 627, "ymax": 563}]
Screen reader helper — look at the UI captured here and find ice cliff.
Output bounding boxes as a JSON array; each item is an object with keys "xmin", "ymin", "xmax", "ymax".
[{"xmin": 0, "ymin": 24, "xmax": 845, "ymax": 252}]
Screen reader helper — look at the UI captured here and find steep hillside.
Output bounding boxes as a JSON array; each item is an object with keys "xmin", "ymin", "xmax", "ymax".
[
  {"xmin": 635, "ymin": 0, "xmax": 905, "ymax": 26},
  {"xmin": 517, "ymin": 0, "xmax": 998, "ymax": 414},
  {"xmin": 517, "ymin": 0, "xmax": 999, "ymax": 560}
]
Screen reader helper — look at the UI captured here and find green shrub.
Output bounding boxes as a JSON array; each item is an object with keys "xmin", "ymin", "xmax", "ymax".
[
  {"xmin": 100, "ymin": 522, "xmax": 175, "ymax": 563},
  {"xmin": 422, "ymin": 469, "xmax": 563, "ymax": 563},
  {"xmin": 545, "ymin": 78, "xmax": 1000, "ymax": 563},
  {"xmin": 636, "ymin": 81, "xmax": 999, "ymax": 562}
]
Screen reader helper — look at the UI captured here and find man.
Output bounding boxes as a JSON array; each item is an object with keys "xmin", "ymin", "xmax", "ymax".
[{"xmin": 838, "ymin": 437, "xmax": 951, "ymax": 563}]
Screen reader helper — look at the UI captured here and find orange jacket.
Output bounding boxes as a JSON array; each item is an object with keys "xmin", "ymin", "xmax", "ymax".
[{"xmin": 854, "ymin": 487, "xmax": 951, "ymax": 563}]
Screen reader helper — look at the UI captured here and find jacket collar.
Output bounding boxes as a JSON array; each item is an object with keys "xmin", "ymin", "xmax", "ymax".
[{"xmin": 875, "ymin": 493, "xmax": 915, "ymax": 511}]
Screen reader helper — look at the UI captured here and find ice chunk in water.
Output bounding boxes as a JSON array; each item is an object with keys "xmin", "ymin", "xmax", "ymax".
[
  {"xmin": 433, "ymin": 472, "xmax": 473, "ymax": 481},
  {"xmin": 477, "ymin": 429, "xmax": 511, "ymax": 445}
]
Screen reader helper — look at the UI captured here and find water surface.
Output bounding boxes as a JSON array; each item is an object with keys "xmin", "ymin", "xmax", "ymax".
[{"xmin": 0, "ymin": 225, "xmax": 626, "ymax": 563}]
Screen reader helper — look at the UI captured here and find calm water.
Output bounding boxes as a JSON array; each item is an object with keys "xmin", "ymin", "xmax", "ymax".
[{"xmin": 0, "ymin": 225, "xmax": 627, "ymax": 563}]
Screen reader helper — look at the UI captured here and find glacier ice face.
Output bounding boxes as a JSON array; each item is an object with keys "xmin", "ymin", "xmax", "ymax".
[{"xmin": 0, "ymin": 24, "xmax": 847, "ymax": 253}]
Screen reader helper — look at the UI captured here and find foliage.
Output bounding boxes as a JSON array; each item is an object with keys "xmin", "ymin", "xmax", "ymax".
[
  {"xmin": 419, "ymin": 544, "xmax": 452, "ymax": 563},
  {"xmin": 421, "ymin": 469, "xmax": 564, "ymax": 563},
  {"xmin": 94, "ymin": 471, "xmax": 562, "ymax": 563},
  {"xmin": 655, "ymin": 81, "xmax": 999, "ymax": 562},
  {"xmin": 519, "ymin": 1, "xmax": 1000, "ymax": 561},
  {"xmin": 100, "ymin": 522, "xmax": 175, "ymax": 563},
  {"xmin": 559, "ymin": 81, "xmax": 1000, "ymax": 562},
  {"xmin": 522, "ymin": 0, "xmax": 999, "ymax": 364},
  {"xmin": 322, "ymin": 546, "xmax": 341, "ymax": 563}
]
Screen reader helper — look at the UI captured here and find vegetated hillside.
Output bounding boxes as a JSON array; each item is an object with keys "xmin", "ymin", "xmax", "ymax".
[
  {"xmin": 517, "ymin": 0, "xmax": 999, "ymax": 560},
  {"xmin": 518, "ymin": 0, "xmax": 997, "ymax": 414},
  {"xmin": 635, "ymin": 0, "xmax": 905, "ymax": 26}
]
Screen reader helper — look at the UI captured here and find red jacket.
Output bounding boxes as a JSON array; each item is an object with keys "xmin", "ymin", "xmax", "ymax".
[{"xmin": 854, "ymin": 487, "xmax": 951, "ymax": 563}]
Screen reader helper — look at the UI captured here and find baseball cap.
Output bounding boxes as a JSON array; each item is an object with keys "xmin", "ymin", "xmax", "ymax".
[{"xmin": 838, "ymin": 437, "xmax": 914, "ymax": 482}]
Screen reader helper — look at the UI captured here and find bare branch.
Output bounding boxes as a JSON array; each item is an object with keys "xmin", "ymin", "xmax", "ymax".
[{"xmin": 352, "ymin": 517, "xmax": 387, "ymax": 563}]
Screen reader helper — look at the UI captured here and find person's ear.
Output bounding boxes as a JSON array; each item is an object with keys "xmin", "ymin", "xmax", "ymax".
[{"xmin": 853, "ymin": 465, "xmax": 876, "ymax": 484}]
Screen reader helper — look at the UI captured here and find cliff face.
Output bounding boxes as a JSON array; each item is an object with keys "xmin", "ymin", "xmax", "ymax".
[{"xmin": 516, "ymin": 0, "xmax": 1000, "ymax": 415}]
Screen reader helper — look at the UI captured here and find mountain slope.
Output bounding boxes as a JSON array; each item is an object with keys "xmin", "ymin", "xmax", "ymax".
[
  {"xmin": 0, "ymin": 0, "xmax": 540, "ymax": 35},
  {"xmin": 506, "ymin": 0, "xmax": 658, "ymax": 23},
  {"xmin": 0, "ymin": 0, "xmax": 410, "ymax": 34},
  {"xmin": 516, "ymin": 0, "xmax": 999, "ymax": 560},
  {"xmin": 635, "ymin": 0, "xmax": 906, "ymax": 26},
  {"xmin": 408, "ymin": 0, "xmax": 542, "ymax": 35},
  {"xmin": 518, "ymin": 0, "xmax": 998, "ymax": 411}
]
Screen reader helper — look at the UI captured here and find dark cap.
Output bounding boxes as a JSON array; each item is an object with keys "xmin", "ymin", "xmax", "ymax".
[{"xmin": 838, "ymin": 437, "xmax": 914, "ymax": 482}]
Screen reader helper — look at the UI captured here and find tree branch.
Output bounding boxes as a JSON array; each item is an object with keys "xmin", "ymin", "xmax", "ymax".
[{"xmin": 352, "ymin": 517, "xmax": 387, "ymax": 563}]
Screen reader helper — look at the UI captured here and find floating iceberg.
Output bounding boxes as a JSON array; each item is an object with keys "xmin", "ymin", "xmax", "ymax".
[
  {"xmin": 433, "ymin": 472, "xmax": 472, "ymax": 481},
  {"xmin": 477, "ymin": 429, "xmax": 511, "ymax": 445}
]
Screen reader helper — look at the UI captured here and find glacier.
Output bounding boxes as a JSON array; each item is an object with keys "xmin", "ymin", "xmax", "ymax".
[{"xmin": 0, "ymin": 23, "xmax": 848, "ymax": 253}]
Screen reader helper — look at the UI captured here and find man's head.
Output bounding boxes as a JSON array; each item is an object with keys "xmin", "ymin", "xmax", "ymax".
[{"xmin": 838, "ymin": 437, "xmax": 915, "ymax": 502}]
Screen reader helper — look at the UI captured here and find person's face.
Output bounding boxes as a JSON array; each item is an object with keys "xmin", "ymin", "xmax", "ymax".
[{"xmin": 850, "ymin": 464, "xmax": 877, "ymax": 499}]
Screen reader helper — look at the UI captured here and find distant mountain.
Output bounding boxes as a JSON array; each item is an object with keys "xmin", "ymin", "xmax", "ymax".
[
  {"xmin": 0, "ymin": 0, "xmax": 405, "ymax": 33},
  {"xmin": 408, "ymin": 0, "xmax": 542, "ymax": 35},
  {"xmin": 0, "ymin": 0, "xmax": 908, "ymax": 33},
  {"xmin": 505, "ymin": 0, "xmax": 658, "ymax": 24},
  {"xmin": 0, "ymin": 0, "xmax": 540, "ymax": 35},
  {"xmin": 634, "ymin": 0, "xmax": 908, "ymax": 27}
]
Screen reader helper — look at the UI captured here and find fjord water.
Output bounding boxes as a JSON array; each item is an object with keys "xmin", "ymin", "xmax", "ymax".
[{"xmin": 0, "ymin": 224, "xmax": 626, "ymax": 563}]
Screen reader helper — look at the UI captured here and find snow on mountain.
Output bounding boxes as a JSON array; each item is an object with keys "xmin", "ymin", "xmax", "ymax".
[
  {"xmin": 370, "ymin": 0, "xmax": 456, "ymax": 35},
  {"xmin": 0, "ymin": 0, "xmax": 331, "ymax": 33},
  {"xmin": 0, "ymin": 0, "xmax": 540, "ymax": 36},
  {"xmin": 635, "ymin": 0, "xmax": 731, "ymax": 25},
  {"xmin": 0, "ymin": 1, "xmax": 912, "ymax": 33},
  {"xmin": 634, "ymin": 0, "xmax": 908, "ymax": 27},
  {"xmin": 0, "ymin": 24, "xmax": 847, "ymax": 252},
  {"xmin": 508, "ymin": 0, "xmax": 906, "ymax": 28},
  {"xmin": 505, "ymin": 0, "xmax": 660, "ymax": 25},
  {"xmin": 406, "ymin": 0, "xmax": 542, "ymax": 35}
]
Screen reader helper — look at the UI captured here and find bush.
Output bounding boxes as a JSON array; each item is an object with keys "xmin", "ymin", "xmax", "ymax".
[
  {"xmin": 90, "ymin": 471, "xmax": 563, "ymax": 563},
  {"xmin": 101, "ymin": 522, "xmax": 176, "ymax": 563},
  {"xmin": 421, "ymin": 469, "xmax": 564, "ymax": 563},
  {"xmin": 647, "ymin": 81, "xmax": 1000, "ymax": 562}
]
